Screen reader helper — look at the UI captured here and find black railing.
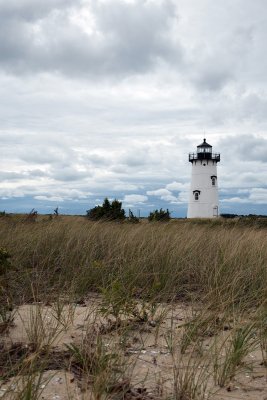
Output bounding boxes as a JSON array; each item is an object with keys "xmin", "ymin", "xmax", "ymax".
[{"xmin": 189, "ymin": 153, "xmax": 220, "ymax": 162}]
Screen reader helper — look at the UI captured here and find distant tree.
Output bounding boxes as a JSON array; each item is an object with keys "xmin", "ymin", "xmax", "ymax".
[
  {"xmin": 220, "ymin": 213, "xmax": 238, "ymax": 219},
  {"xmin": 109, "ymin": 199, "xmax": 125, "ymax": 220},
  {"xmin": 86, "ymin": 198, "xmax": 125, "ymax": 221},
  {"xmin": 128, "ymin": 209, "xmax": 139, "ymax": 223},
  {"xmin": 26, "ymin": 208, "xmax": 38, "ymax": 222},
  {"xmin": 148, "ymin": 208, "xmax": 170, "ymax": 222}
]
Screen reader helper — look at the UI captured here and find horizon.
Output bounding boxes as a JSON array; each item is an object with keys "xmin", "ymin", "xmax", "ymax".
[{"xmin": 1, "ymin": 197, "xmax": 266, "ymax": 218}]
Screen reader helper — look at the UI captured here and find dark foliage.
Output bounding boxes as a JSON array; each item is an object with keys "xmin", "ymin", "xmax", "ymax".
[
  {"xmin": 86, "ymin": 198, "xmax": 125, "ymax": 221},
  {"xmin": 148, "ymin": 208, "xmax": 170, "ymax": 222},
  {"xmin": 220, "ymin": 213, "xmax": 238, "ymax": 219}
]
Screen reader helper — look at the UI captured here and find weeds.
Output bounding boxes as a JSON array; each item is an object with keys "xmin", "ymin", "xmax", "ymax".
[
  {"xmin": 172, "ymin": 344, "xmax": 211, "ymax": 400},
  {"xmin": 213, "ymin": 323, "xmax": 259, "ymax": 387},
  {"xmin": 257, "ymin": 305, "xmax": 267, "ymax": 366},
  {"xmin": 12, "ymin": 371, "xmax": 46, "ymax": 400},
  {"xmin": 20, "ymin": 304, "xmax": 64, "ymax": 351},
  {"xmin": 180, "ymin": 307, "xmax": 226, "ymax": 354},
  {"xmin": 0, "ymin": 247, "xmax": 14, "ymax": 332},
  {"xmin": 100, "ymin": 280, "xmax": 138, "ymax": 323},
  {"xmin": 66, "ymin": 330, "xmax": 127, "ymax": 398},
  {"xmin": 51, "ymin": 298, "xmax": 76, "ymax": 331}
]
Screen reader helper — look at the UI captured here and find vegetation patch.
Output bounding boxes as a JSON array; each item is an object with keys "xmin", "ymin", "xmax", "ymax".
[{"xmin": 0, "ymin": 216, "xmax": 266, "ymax": 399}]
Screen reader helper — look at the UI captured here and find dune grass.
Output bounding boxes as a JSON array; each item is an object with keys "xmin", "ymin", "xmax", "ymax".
[
  {"xmin": 0, "ymin": 215, "xmax": 266, "ymax": 308},
  {"xmin": 0, "ymin": 215, "xmax": 266, "ymax": 399}
]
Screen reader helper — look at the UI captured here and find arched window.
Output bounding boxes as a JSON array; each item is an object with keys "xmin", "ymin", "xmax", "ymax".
[
  {"xmin": 193, "ymin": 190, "xmax": 201, "ymax": 200},
  {"xmin": 211, "ymin": 175, "xmax": 217, "ymax": 186}
]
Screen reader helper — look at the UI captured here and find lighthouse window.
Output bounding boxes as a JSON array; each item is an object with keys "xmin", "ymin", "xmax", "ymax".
[
  {"xmin": 194, "ymin": 192, "xmax": 199, "ymax": 200},
  {"xmin": 212, "ymin": 177, "xmax": 216, "ymax": 186},
  {"xmin": 198, "ymin": 147, "xmax": 212, "ymax": 153}
]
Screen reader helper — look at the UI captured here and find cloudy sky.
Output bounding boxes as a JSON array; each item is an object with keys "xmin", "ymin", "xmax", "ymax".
[{"xmin": 1, "ymin": 0, "xmax": 267, "ymax": 216}]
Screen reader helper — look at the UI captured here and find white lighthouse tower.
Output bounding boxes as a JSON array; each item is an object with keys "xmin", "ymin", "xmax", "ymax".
[{"xmin": 187, "ymin": 139, "xmax": 220, "ymax": 218}]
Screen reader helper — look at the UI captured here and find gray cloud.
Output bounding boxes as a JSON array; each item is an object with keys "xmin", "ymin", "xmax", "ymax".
[
  {"xmin": 0, "ymin": 0, "xmax": 77, "ymax": 21},
  {"xmin": 192, "ymin": 67, "xmax": 234, "ymax": 92},
  {"xmin": 17, "ymin": 147, "xmax": 73, "ymax": 165},
  {"xmin": 0, "ymin": 171, "xmax": 31, "ymax": 181},
  {"xmin": 0, "ymin": 0, "xmax": 182, "ymax": 78},
  {"xmin": 219, "ymin": 134, "xmax": 267, "ymax": 164},
  {"xmin": 49, "ymin": 167, "xmax": 90, "ymax": 182}
]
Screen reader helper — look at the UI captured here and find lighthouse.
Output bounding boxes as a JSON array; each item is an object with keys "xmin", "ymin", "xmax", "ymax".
[{"xmin": 187, "ymin": 139, "xmax": 220, "ymax": 218}]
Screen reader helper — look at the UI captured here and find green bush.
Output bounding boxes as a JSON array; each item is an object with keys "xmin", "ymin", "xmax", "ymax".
[
  {"xmin": 148, "ymin": 208, "xmax": 170, "ymax": 222},
  {"xmin": 86, "ymin": 198, "xmax": 125, "ymax": 221}
]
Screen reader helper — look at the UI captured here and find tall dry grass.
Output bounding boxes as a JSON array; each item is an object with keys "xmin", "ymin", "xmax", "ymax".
[{"xmin": 0, "ymin": 215, "xmax": 266, "ymax": 310}]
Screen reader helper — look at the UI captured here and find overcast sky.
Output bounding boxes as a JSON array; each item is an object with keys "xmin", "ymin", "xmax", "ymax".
[{"xmin": 1, "ymin": 0, "xmax": 267, "ymax": 216}]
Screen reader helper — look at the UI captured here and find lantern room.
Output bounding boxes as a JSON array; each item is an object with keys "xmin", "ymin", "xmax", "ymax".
[{"xmin": 189, "ymin": 139, "xmax": 220, "ymax": 163}]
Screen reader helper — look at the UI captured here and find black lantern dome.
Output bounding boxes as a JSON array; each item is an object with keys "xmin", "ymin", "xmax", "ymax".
[
  {"xmin": 189, "ymin": 138, "xmax": 220, "ymax": 163},
  {"xmin": 197, "ymin": 138, "xmax": 212, "ymax": 149}
]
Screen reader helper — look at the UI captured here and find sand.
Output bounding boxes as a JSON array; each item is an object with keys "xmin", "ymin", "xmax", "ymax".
[{"xmin": 0, "ymin": 296, "xmax": 266, "ymax": 400}]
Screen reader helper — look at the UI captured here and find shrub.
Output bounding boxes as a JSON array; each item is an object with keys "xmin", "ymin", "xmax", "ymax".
[
  {"xmin": 26, "ymin": 208, "xmax": 38, "ymax": 222},
  {"xmin": 220, "ymin": 213, "xmax": 238, "ymax": 219},
  {"xmin": 148, "ymin": 208, "xmax": 170, "ymax": 222},
  {"xmin": 128, "ymin": 209, "xmax": 139, "ymax": 223},
  {"xmin": 86, "ymin": 198, "xmax": 125, "ymax": 221}
]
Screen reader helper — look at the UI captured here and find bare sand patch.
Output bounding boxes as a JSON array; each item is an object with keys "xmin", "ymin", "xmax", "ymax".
[{"xmin": 0, "ymin": 297, "xmax": 266, "ymax": 400}]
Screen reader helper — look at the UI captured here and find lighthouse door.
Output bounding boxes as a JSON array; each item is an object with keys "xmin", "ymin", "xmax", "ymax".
[{"xmin": 213, "ymin": 206, "xmax": 218, "ymax": 217}]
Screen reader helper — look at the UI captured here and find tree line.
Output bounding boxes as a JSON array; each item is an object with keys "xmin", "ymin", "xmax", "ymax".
[{"xmin": 86, "ymin": 198, "xmax": 170, "ymax": 222}]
